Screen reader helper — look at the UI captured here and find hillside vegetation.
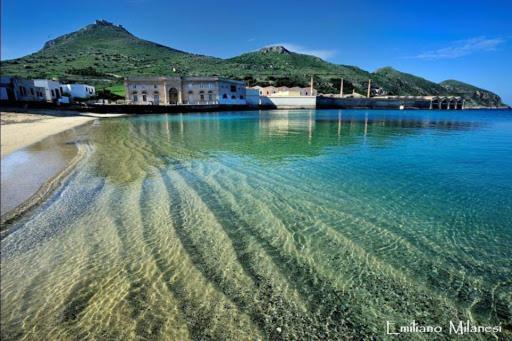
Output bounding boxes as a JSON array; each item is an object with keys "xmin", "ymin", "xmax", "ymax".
[{"xmin": 0, "ymin": 20, "xmax": 504, "ymax": 107}]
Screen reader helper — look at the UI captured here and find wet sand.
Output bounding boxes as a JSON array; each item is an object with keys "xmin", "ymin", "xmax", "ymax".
[{"xmin": 0, "ymin": 111, "xmax": 124, "ymax": 225}]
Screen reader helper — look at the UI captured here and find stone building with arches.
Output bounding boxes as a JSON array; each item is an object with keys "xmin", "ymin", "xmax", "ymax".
[{"xmin": 124, "ymin": 76, "xmax": 246, "ymax": 105}]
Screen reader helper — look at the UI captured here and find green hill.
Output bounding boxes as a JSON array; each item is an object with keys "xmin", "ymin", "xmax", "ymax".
[
  {"xmin": 226, "ymin": 46, "xmax": 371, "ymax": 92},
  {"xmin": 371, "ymin": 67, "xmax": 447, "ymax": 96},
  {"xmin": 0, "ymin": 20, "xmax": 225, "ymax": 91},
  {"xmin": 0, "ymin": 20, "xmax": 504, "ymax": 107},
  {"xmin": 439, "ymin": 80, "xmax": 503, "ymax": 107}
]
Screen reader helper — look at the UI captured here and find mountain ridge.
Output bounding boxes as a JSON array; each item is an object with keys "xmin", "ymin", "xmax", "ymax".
[{"xmin": 0, "ymin": 20, "xmax": 504, "ymax": 107}]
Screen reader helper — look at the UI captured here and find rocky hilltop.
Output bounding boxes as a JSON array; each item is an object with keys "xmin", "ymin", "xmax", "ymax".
[
  {"xmin": 0, "ymin": 20, "xmax": 504, "ymax": 107},
  {"xmin": 259, "ymin": 46, "xmax": 291, "ymax": 54}
]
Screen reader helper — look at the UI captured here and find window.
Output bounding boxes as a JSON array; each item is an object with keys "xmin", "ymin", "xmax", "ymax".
[
  {"xmin": 240, "ymin": 95, "xmax": 244, "ymax": 99},
  {"xmin": 230, "ymin": 85, "xmax": 236, "ymax": 92},
  {"xmin": 154, "ymin": 85, "xmax": 157, "ymax": 88},
  {"xmin": 142, "ymin": 94, "xmax": 147, "ymax": 102},
  {"xmin": 51, "ymin": 89, "xmax": 55, "ymax": 97},
  {"xmin": 133, "ymin": 95, "xmax": 138, "ymax": 102},
  {"xmin": 208, "ymin": 83, "xmax": 213, "ymax": 89},
  {"xmin": 222, "ymin": 94, "xmax": 227, "ymax": 99},
  {"xmin": 188, "ymin": 90, "xmax": 193, "ymax": 94},
  {"xmin": 208, "ymin": 94, "xmax": 213, "ymax": 101},
  {"xmin": 30, "ymin": 88, "xmax": 34, "ymax": 96},
  {"xmin": 231, "ymin": 95, "xmax": 236, "ymax": 99},
  {"xmin": 200, "ymin": 94, "xmax": 204, "ymax": 100},
  {"xmin": 199, "ymin": 90, "xmax": 204, "ymax": 94}
]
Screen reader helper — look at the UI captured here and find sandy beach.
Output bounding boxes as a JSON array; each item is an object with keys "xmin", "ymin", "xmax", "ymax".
[
  {"xmin": 1, "ymin": 110, "xmax": 126, "ymax": 157},
  {"xmin": 1, "ymin": 110, "xmax": 126, "ymax": 224}
]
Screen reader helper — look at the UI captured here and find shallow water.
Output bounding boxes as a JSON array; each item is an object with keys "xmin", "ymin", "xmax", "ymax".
[
  {"xmin": 1, "ymin": 109, "xmax": 511, "ymax": 340},
  {"xmin": 1, "ymin": 128, "xmax": 83, "ymax": 217}
]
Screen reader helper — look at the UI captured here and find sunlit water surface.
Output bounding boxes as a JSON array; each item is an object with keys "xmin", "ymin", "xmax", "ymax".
[{"xmin": 1, "ymin": 110, "xmax": 511, "ymax": 340}]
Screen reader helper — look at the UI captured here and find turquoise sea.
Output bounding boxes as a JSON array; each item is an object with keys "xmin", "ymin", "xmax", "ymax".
[{"xmin": 1, "ymin": 109, "xmax": 511, "ymax": 340}]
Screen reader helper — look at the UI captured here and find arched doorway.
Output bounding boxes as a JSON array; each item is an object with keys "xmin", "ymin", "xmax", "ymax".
[
  {"xmin": 431, "ymin": 98, "xmax": 439, "ymax": 110},
  {"xmin": 169, "ymin": 88, "xmax": 178, "ymax": 104}
]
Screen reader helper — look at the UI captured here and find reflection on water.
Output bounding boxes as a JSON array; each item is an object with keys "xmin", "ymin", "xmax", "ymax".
[{"xmin": 1, "ymin": 109, "xmax": 511, "ymax": 340}]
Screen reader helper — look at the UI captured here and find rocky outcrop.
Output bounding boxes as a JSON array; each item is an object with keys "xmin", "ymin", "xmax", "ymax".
[
  {"xmin": 259, "ymin": 46, "xmax": 291, "ymax": 54},
  {"xmin": 42, "ymin": 20, "xmax": 130, "ymax": 50}
]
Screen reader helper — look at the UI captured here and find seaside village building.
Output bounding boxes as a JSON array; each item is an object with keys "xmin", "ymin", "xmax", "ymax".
[
  {"xmin": 61, "ymin": 84, "xmax": 96, "ymax": 99},
  {"xmin": 34, "ymin": 79, "xmax": 65, "ymax": 102},
  {"xmin": 124, "ymin": 76, "xmax": 246, "ymax": 105},
  {"xmin": 246, "ymin": 85, "xmax": 318, "ymax": 108},
  {"xmin": 0, "ymin": 76, "xmax": 46, "ymax": 101},
  {"xmin": 0, "ymin": 77, "xmax": 95, "ymax": 103},
  {"xmin": 250, "ymin": 86, "xmax": 318, "ymax": 97}
]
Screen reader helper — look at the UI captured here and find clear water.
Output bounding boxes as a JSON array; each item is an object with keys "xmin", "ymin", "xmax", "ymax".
[{"xmin": 1, "ymin": 109, "xmax": 511, "ymax": 340}]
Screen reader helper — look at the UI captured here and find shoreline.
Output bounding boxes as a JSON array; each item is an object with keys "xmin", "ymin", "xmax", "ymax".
[
  {"xmin": 0, "ymin": 140, "xmax": 87, "ymax": 233},
  {"xmin": 2, "ymin": 102, "xmax": 509, "ymax": 117},
  {"xmin": 0, "ymin": 110, "xmax": 125, "ymax": 230},
  {"xmin": 1, "ymin": 109, "xmax": 125, "ymax": 157}
]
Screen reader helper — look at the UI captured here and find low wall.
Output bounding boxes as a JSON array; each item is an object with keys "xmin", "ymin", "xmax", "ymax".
[
  {"xmin": 0, "ymin": 101, "xmax": 252, "ymax": 114},
  {"xmin": 317, "ymin": 97, "xmax": 432, "ymax": 109},
  {"xmin": 259, "ymin": 96, "xmax": 317, "ymax": 108}
]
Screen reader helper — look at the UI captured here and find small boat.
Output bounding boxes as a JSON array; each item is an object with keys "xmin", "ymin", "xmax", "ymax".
[{"xmin": 399, "ymin": 104, "xmax": 405, "ymax": 110}]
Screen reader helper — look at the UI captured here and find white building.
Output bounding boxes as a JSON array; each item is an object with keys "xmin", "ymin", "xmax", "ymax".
[
  {"xmin": 0, "ymin": 76, "xmax": 13, "ymax": 101},
  {"xmin": 250, "ymin": 85, "xmax": 317, "ymax": 97},
  {"xmin": 246, "ymin": 85, "xmax": 317, "ymax": 108},
  {"xmin": 62, "ymin": 84, "xmax": 96, "ymax": 99},
  {"xmin": 124, "ymin": 76, "xmax": 246, "ymax": 105},
  {"xmin": 0, "ymin": 77, "xmax": 46, "ymax": 102},
  {"xmin": 33, "ymin": 79, "xmax": 63, "ymax": 102},
  {"xmin": 246, "ymin": 88, "xmax": 261, "ymax": 106}
]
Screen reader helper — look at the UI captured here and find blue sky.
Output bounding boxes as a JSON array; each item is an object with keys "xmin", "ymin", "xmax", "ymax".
[{"xmin": 2, "ymin": 0, "xmax": 511, "ymax": 103}]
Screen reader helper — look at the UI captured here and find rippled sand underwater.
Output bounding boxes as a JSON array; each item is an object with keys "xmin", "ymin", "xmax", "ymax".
[{"xmin": 1, "ymin": 110, "xmax": 511, "ymax": 340}]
